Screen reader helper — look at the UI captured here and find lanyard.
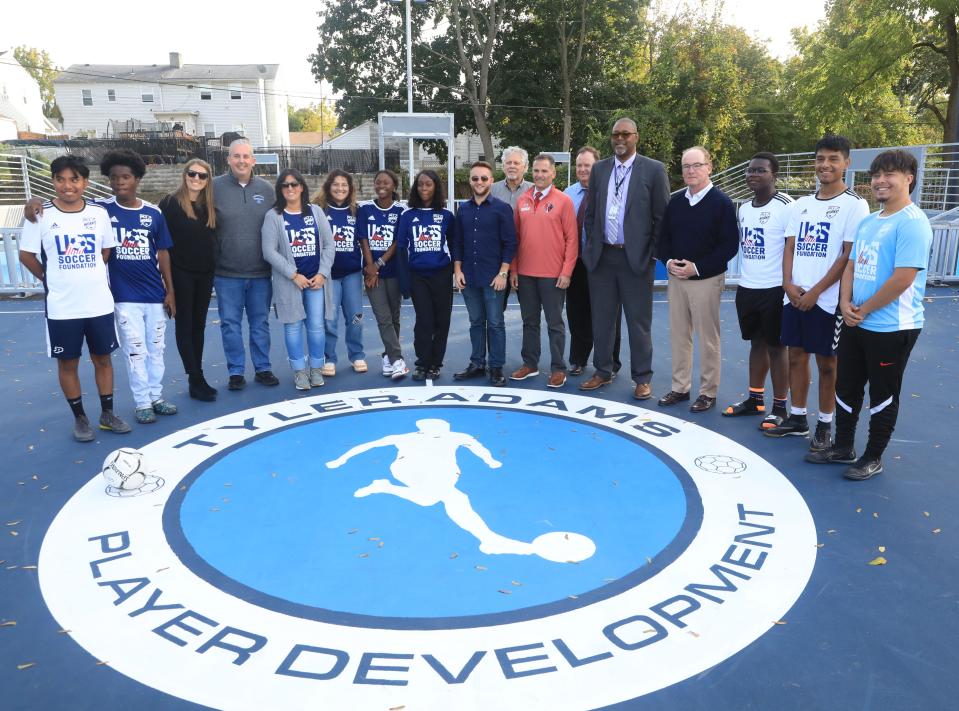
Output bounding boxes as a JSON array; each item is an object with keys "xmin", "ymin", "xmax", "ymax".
[{"xmin": 614, "ymin": 164, "xmax": 632, "ymax": 199}]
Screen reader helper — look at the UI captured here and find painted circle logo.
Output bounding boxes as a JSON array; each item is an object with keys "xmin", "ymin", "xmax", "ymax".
[{"xmin": 40, "ymin": 388, "xmax": 816, "ymax": 710}]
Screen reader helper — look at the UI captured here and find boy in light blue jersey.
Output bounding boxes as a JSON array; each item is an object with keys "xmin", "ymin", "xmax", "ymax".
[{"xmin": 806, "ymin": 149, "xmax": 932, "ymax": 480}]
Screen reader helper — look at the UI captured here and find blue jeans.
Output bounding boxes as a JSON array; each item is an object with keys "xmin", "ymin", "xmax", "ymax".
[
  {"xmin": 462, "ymin": 285, "xmax": 506, "ymax": 368},
  {"xmin": 283, "ymin": 286, "xmax": 326, "ymax": 370},
  {"xmin": 325, "ymin": 271, "xmax": 365, "ymax": 363},
  {"xmin": 214, "ymin": 275, "xmax": 272, "ymax": 375}
]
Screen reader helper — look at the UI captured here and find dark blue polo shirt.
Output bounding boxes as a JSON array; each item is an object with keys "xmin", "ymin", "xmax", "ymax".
[{"xmin": 452, "ymin": 195, "xmax": 517, "ymax": 287}]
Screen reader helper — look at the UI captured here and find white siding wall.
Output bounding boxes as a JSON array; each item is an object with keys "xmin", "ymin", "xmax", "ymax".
[
  {"xmin": 55, "ymin": 79, "xmax": 271, "ymax": 144},
  {"xmin": 263, "ymin": 78, "xmax": 290, "ymax": 146},
  {"xmin": 0, "ymin": 60, "xmax": 50, "ymax": 133}
]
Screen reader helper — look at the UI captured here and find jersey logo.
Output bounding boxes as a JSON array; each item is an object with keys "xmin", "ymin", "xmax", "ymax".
[
  {"xmin": 826, "ymin": 206, "xmax": 840, "ymax": 219},
  {"xmin": 55, "ymin": 234, "xmax": 96, "ymax": 255},
  {"xmin": 303, "ymin": 216, "xmax": 315, "ymax": 227},
  {"xmin": 795, "ymin": 222, "xmax": 831, "ymax": 258},
  {"xmin": 413, "ymin": 224, "xmax": 443, "ymax": 251},
  {"xmin": 332, "ymin": 226, "xmax": 356, "ymax": 252},
  {"xmin": 252, "ymin": 194, "xmax": 265, "ymax": 204},
  {"xmin": 853, "ymin": 239, "xmax": 880, "ymax": 281},
  {"xmin": 139, "ymin": 214, "xmax": 153, "ymax": 228},
  {"xmin": 758, "ymin": 211, "xmax": 770, "ymax": 225},
  {"xmin": 83, "ymin": 217, "xmax": 98, "ymax": 230}
]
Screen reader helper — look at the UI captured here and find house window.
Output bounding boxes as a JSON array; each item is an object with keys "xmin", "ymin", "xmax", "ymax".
[
  {"xmin": 203, "ymin": 123, "xmax": 216, "ymax": 138},
  {"xmin": 107, "ymin": 89, "xmax": 116, "ymax": 102},
  {"xmin": 230, "ymin": 85, "xmax": 242, "ymax": 100},
  {"xmin": 82, "ymin": 89, "xmax": 93, "ymax": 107},
  {"xmin": 200, "ymin": 90, "xmax": 212, "ymax": 100},
  {"xmin": 141, "ymin": 91, "xmax": 155, "ymax": 103}
]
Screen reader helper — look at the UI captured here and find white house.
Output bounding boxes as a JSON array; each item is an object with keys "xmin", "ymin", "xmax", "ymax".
[
  {"xmin": 0, "ymin": 49, "xmax": 59, "ymax": 139},
  {"xmin": 53, "ymin": 52, "xmax": 290, "ymax": 146},
  {"xmin": 322, "ymin": 119, "xmax": 502, "ymax": 167}
]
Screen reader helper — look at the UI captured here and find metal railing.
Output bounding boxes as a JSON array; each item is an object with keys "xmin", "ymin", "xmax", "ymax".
[
  {"xmin": 0, "ymin": 154, "xmax": 112, "ymax": 205},
  {"xmin": 929, "ymin": 206, "xmax": 959, "ymax": 284}
]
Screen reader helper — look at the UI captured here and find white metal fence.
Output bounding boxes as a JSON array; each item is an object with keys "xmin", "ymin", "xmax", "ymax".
[{"xmin": 0, "ymin": 153, "xmax": 112, "ymax": 205}]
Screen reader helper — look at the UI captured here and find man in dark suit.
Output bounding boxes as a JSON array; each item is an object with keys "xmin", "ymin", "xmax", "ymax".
[{"xmin": 580, "ymin": 117, "xmax": 670, "ymax": 400}]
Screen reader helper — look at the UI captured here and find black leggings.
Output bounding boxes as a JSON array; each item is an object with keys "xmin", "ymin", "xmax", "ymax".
[
  {"xmin": 172, "ymin": 268, "xmax": 214, "ymax": 376},
  {"xmin": 410, "ymin": 265, "xmax": 454, "ymax": 369},
  {"xmin": 834, "ymin": 325, "xmax": 920, "ymax": 459}
]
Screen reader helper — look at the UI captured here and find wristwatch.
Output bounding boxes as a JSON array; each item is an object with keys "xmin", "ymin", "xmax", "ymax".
[
  {"xmin": 376, "ymin": 258, "xmax": 386, "ymax": 268},
  {"xmin": 498, "ymin": 271, "xmax": 508, "ymax": 278}
]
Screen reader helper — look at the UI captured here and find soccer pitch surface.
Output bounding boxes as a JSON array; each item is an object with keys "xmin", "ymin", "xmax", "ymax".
[{"xmin": 2, "ymin": 289, "xmax": 957, "ymax": 711}]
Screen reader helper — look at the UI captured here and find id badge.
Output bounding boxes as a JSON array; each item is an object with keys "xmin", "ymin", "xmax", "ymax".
[{"xmin": 608, "ymin": 202, "xmax": 620, "ymax": 221}]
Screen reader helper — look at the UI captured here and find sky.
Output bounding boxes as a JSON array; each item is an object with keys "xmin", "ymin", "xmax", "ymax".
[{"xmin": 1, "ymin": 0, "xmax": 826, "ymax": 109}]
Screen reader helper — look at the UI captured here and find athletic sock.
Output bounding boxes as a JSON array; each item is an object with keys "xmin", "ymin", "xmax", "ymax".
[
  {"xmin": 100, "ymin": 393, "xmax": 114, "ymax": 414},
  {"xmin": 790, "ymin": 406, "xmax": 807, "ymax": 416},
  {"xmin": 748, "ymin": 387, "xmax": 765, "ymax": 406},
  {"xmin": 67, "ymin": 396, "xmax": 85, "ymax": 418},
  {"xmin": 773, "ymin": 397, "xmax": 787, "ymax": 411},
  {"xmin": 818, "ymin": 411, "xmax": 834, "ymax": 424}
]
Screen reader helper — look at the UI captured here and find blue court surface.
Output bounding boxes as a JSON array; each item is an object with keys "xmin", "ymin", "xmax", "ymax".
[{"xmin": 1, "ymin": 288, "xmax": 957, "ymax": 711}]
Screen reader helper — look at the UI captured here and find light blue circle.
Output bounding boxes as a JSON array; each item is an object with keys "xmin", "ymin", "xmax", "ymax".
[{"xmin": 176, "ymin": 406, "xmax": 691, "ymax": 620}]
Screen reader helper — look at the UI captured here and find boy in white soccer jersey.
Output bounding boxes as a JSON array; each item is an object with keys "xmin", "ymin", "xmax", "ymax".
[
  {"xmin": 806, "ymin": 150, "xmax": 932, "ymax": 480},
  {"xmin": 98, "ymin": 150, "xmax": 177, "ymax": 424},
  {"xmin": 764, "ymin": 135, "xmax": 869, "ymax": 451},
  {"xmin": 18, "ymin": 155, "xmax": 131, "ymax": 442},
  {"xmin": 722, "ymin": 152, "xmax": 793, "ymax": 430}
]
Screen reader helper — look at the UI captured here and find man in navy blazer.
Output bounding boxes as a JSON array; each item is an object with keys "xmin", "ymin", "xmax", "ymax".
[{"xmin": 580, "ymin": 117, "xmax": 670, "ymax": 400}]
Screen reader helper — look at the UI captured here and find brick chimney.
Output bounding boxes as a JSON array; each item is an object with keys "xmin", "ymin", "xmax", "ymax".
[{"xmin": 170, "ymin": 52, "xmax": 182, "ymax": 69}]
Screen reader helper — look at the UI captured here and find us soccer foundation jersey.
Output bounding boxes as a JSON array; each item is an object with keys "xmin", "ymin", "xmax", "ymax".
[
  {"xmin": 851, "ymin": 203, "xmax": 933, "ymax": 332},
  {"xmin": 283, "ymin": 210, "xmax": 320, "ymax": 278},
  {"xmin": 738, "ymin": 192, "xmax": 795, "ymax": 289},
  {"xmin": 325, "ymin": 204, "xmax": 363, "ymax": 279},
  {"xmin": 19, "ymin": 201, "xmax": 117, "ymax": 319},
  {"xmin": 785, "ymin": 189, "xmax": 870, "ymax": 313},
  {"xmin": 99, "ymin": 197, "xmax": 173, "ymax": 303},
  {"xmin": 358, "ymin": 201, "xmax": 405, "ymax": 279}
]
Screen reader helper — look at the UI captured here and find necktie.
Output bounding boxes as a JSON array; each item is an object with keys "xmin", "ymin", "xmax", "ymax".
[
  {"xmin": 576, "ymin": 187, "xmax": 588, "ymax": 233},
  {"xmin": 534, "ymin": 191, "xmax": 542, "ymax": 209}
]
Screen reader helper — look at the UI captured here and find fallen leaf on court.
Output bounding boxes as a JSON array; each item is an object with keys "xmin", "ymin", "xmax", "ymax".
[
  {"xmin": 368, "ymin": 537, "xmax": 380, "ymax": 541},
  {"xmin": 868, "ymin": 556, "xmax": 887, "ymax": 566},
  {"xmin": 511, "ymin": 580, "xmax": 523, "ymax": 586},
  {"xmin": 826, "ymin": 529, "xmax": 837, "ymax": 534},
  {"xmin": 0, "ymin": 621, "xmax": 16, "ymax": 627},
  {"xmin": 855, "ymin": 508, "xmax": 862, "ymax": 514},
  {"xmin": 687, "ymin": 631, "xmax": 700, "ymax": 638},
  {"xmin": 223, "ymin": 483, "xmax": 232, "ymax": 487},
  {"xmin": 16, "ymin": 663, "xmax": 35, "ymax": 670},
  {"xmin": 933, "ymin": 528, "xmax": 942, "ymax": 534},
  {"xmin": 40, "ymin": 485, "xmax": 48, "ymax": 491},
  {"xmin": 646, "ymin": 557, "xmax": 653, "ymax": 564},
  {"xmin": 878, "ymin": 546, "xmax": 886, "ymax": 553},
  {"xmin": 156, "ymin": 567, "xmax": 169, "ymax": 573},
  {"xmin": 568, "ymin": 595, "xmax": 579, "ymax": 599},
  {"xmin": 9, "ymin": 531, "xmax": 18, "ymax": 537},
  {"xmin": 5, "ymin": 521, "xmax": 21, "ymax": 526},
  {"xmin": 57, "ymin": 629, "xmax": 70, "ymax": 634},
  {"xmin": 377, "ymin": 541, "xmax": 384, "ymax": 548},
  {"xmin": 209, "ymin": 507, "xmax": 220, "ymax": 512},
  {"xmin": 179, "ymin": 485, "xmax": 186, "ymax": 491},
  {"xmin": 612, "ymin": 480, "xmax": 619, "ymax": 487},
  {"xmin": 20, "ymin": 565, "xmax": 37, "ymax": 570},
  {"xmin": 910, "ymin": 393, "xmax": 920, "ymax": 398},
  {"xmin": 815, "ymin": 543, "xmax": 825, "ymax": 548},
  {"xmin": 96, "ymin": 661, "xmax": 110, "ymax": 666},
  {"xmin": 347, "ymin": 529, "xmax": 358, "ymax": 534},
  {"xmin": 772, "ymin": 620, "xmax": 787, "ymax": 625},
  {"xmin": 389, "ymin": 705, "xmax": 406, "ymax": 710},
  {"xmin": 872, "ymin": 513, "xmax": 879, "ymax": 518},
  {"xmin": 449, "ymin": 553, "xmax": 458, "ymax": 559},
  {"xmin": 923, "ymin": 511, "xmax": 930, "ymax": 517},
  {"xmin": 497, "ymin": 589, "xmax": 512, "ymax": 595},
  {"xmin": 31, "ymin": 475, "xmax": 37, "ymax": 480},
  {"xmin": 358, "ymin": 553, "xmax": 369, "ymax": 558},
  {"xmin": 475, "ymin": 565, "xmax": 487, "ymax": 571}
]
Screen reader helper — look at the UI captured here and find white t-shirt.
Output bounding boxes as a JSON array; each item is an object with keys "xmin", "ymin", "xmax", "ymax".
[
  {"xmin": 20, "ymin": 201, "xmax": 117, "ymax": 319},
  {"xmin": 738, "ymin": 192, "xmax": 794, "ymax": 289},
  {"xmin": 785, "ymin": 189, "xmax": 869, "ymax": 313}
]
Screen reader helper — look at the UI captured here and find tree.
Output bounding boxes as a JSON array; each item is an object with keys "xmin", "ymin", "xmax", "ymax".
[
  {"xmin": 13, "ymin": 46, "xmax": 62, "ymax": 120},
  {"xmin": 288, "ymin": 102, "xmax": 339, "ymax": 136}
]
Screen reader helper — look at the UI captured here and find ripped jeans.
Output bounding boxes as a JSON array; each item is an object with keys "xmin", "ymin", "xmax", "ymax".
[
  {"xmin": 115, "ymin": 302, "xmax": 168, "ymax": 408},
  {"xmin": 324, "ymin": 270, "xmax": 366, "ymax": 364}
]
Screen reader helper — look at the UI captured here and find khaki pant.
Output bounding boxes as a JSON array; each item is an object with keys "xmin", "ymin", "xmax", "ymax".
[{"xmin": 667, "ymin": 273, "xmax": 724, "ymax": 397}]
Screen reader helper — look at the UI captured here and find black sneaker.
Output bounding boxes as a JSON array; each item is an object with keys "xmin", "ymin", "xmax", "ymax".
[
  {"xmin": 412, "ymin": 367, "xmax": 427, "ymax": 381},
  {"xmin": 722, "ymin": 399, "xmax": 764, "ymax": 417},
  {"xmin": 255, "ymin": 370, "xmax": 280, "ymax": 386},
  {"xmin": 490, "ymin": 367, "xmax": 506, "ymax": 387},
  {"xmin": 763, "ymin": 414, "xmax": 809, "ymax": 438},
  {"xmin": 805, "ymin": 445, "xmax": 857, "ymax": 464},
  {"xmin": 760, "ymin": 407, "xmax": 788, "ymax": 431},
  {"xmin": 810, "ymin": 421, "xmax": 832, "ymax": 451},
  {"xmin": 844, "ymin": 457, "xmax": 883, "ymax": 481},
  {"xmin": 426, "ymin": 367, "xmax": 441, "ymax": 380},
  {"xmin": 228, "ymin": 375, "xmax": 246, "ymax": 391}
]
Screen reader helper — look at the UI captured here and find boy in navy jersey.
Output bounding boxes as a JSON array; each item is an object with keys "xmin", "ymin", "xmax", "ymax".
[
  {"xmin": 98, "ymin": 150, "xmax": 177, "ymax": 424},
  {"xmin": 19, "ymin": 156, "xmax": 131, "ymax": 441}
]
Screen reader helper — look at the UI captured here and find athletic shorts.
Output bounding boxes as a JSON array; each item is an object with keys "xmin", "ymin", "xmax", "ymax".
[
  {"xmin": 735, "ymin": 286, "xmax": 784, "ymax": 346},
  {"xmin": 46, "ymin": 312, "xmax": 118, "ymax": 360},
  {"xmin": 780, "ymin": 303, "xmax": 841, "ymax": 357}
]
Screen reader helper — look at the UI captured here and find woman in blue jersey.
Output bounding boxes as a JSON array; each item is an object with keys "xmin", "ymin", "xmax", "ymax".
[
  {"xmin": 359, "ymin": 169, "xmax": 408, "ymax": 380},
  {"xmin": 397, "ymin": 169, "xmax": 458, "ymax": 381},
  {"xmin": 261, "ymin": 169, "xmax": 335, "ymax": 390},
  {"xmin": 316, "ymin": 170, "xmax": 366, "ymax": 376}
]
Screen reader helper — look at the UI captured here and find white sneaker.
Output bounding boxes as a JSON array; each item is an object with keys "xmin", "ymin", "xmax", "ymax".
[
  {"xmin": 391, "ymin": 358, "xmax": 409, "ymax": 380},
  {"xmin": 320, "ymin": 363, "xmax": 336, "ymax": 377},
  {"xmin": 293, "ymin": 369, "xmax": 310, "ymax": 391},
  {"xmin": 352, "ymin": 359, "xmax": 368, "ymax": 373},
  {"xmin": 382, "ymin": 354, "xmax": 394, "ymax": 376}
]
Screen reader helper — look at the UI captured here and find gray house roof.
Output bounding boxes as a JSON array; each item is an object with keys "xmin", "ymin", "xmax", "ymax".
[{"xmin": 54, "ymin": 63, "xmax": 279, "ymax": 84}]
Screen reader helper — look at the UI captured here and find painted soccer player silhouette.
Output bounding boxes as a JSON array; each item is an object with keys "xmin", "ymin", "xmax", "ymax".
[{"xmin": 325, "ymin": 418, "xmax": 594, "ymax": 562}]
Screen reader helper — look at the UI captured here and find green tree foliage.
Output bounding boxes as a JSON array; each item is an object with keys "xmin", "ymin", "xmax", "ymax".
[
  {"xmin": 13, "ymin": 46, "xmax": 62, "ymax": 120},
  {"xmin": 288, "ymin": 102, "xmax": 339, "ymax": 136}
]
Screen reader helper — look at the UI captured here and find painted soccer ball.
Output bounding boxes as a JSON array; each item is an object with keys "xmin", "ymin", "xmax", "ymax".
[
  {"xmin": 694, "ymin": 454, "xmax": 747, "ymax": 475},
  {"xmin": 102, "ymin": 448, "xmax": 147, "ymax": 490}
]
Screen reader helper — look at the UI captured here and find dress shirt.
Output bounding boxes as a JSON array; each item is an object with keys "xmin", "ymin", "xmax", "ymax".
[
  {"xmin": 684, "ymin": 182, "xmax": 713, "ymax": 206},
  {"xmin": 490, "ymin": 179, "xmax": 533, "ymax": 212},
  {"xmin": 452, "ymin": 195, "xmax": 517, "ymax": 286},
  {"xmin": 564, "ymin": 182, "xmax": 588, "ymax": 250},
  {"xmin": 604, "ymin": 153, "xmax": 637, "ymax": 244}
]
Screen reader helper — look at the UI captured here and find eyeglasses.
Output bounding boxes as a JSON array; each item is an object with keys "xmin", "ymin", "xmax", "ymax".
[
  {"xmin": 470, "ymin": 175, "xmax": 491, "ymax": 182},
  {"xmin": 186, "ymin": 170, "xmax": 209, "ymax": 180},
  {"xmin": 745, "ymin": 167, "xmax": 771, "ymax": 175},
  {"xmin": 611, "ymin": 132, "xmax": 637, "ymax": 139},
  {"xmin": 280, "ymin": 182, "xmax": 302, "ymax": 189},
  {"xmin": 681, "ymin": 162, "xmax": 709, "ymax": 171}
]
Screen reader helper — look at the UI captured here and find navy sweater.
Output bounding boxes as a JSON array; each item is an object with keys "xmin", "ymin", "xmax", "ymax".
[{"xmin": 657, "ymin": 187, "xmax": 739, "ymax": 280}]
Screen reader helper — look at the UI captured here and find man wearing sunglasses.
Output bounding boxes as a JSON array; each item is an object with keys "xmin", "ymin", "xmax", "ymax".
[{"xmin": 452, "ymin": 161, "xmax": 517, "ymax": 386}]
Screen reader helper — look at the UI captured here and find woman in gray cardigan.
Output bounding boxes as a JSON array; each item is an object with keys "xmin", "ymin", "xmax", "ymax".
[{"xmin": 261, "ymin": 169, "xmax": 335, "ymax": 389}]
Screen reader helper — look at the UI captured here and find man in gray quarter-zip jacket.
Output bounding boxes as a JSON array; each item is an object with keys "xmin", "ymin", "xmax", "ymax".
[{"xmin": 212, "ymin": 138, "xmax": 279, "ymax": 391}]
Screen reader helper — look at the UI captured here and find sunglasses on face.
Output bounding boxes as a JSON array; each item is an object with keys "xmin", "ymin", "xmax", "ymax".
[
  {"xmin": 281, "ymin": 182, "xmax": 302, "ymax": 189},
  {"xmin": 611, "ymin": 132, "xmax": 636, "ymax": 139},
  {"xmin": 186, "ymin": 170, "xmax": 209, "ymax": 179},
  {"xmin": 470, "ymin": 175, "xmax": 491, "ymax": 182}
]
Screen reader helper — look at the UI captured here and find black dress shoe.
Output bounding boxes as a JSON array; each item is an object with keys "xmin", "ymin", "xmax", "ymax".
[
  {"xmin": 568, "ymin": 364, "xmax": 584, "ymax": 376},
  {"xmin": 426, "ymin": 367, "xmax": 441, "ymax": 380},
  {"xmin": 454, "ymin": 363, "xmax": 486, "ymax": 380},
  {"xmin": 657, "ymin": 390, "xmax": 690, "ymax": 406},
  {"xmin": 412, "ymin": 367, "xmax": 427, "ymax": 381},
  {"xmin": 228, "ymin": 375, "xmax": 246, "ymax": 391},
  {"xmin": 490, "ymin": 368, "xmax": 506, "ymax": 386},
  {"xmin": 690, "ymin": 395, "xmax": 717, "ymax": 413},
  {"xmin": 255, "ymin": 370, "xmax": 280, "ymax": 386}
]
